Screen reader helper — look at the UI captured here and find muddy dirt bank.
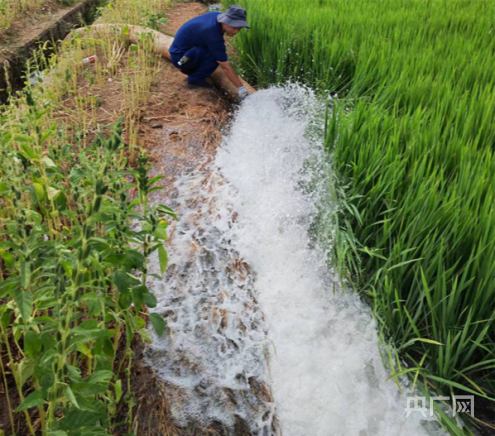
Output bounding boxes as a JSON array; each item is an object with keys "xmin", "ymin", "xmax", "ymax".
[{"xmin": 0, "ymin": 0, "xmax": 97, "ymax": 102}]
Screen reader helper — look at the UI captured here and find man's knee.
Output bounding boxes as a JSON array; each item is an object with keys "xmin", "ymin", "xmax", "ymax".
[
  {"xmin": 174, "ymin": 47, "xmax": 210, "ymax": 72},
  {"xmin": 185, "ymin": 46, "xmax": 214, "ymax": 65},
  {"xmin": 172, "ymin": 46, "xmax": 219, "ymax": 82}
]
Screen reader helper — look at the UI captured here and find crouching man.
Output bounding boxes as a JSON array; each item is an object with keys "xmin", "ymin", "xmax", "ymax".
[{"xmin": 169, "ymin": 5, "xmax": 250, "ymax": 101}]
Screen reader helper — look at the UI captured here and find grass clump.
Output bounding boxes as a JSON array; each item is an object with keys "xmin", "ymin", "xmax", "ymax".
[
  {"xmin": 226, "ymin": 0, "xmax": 495, "ymax": 433},
  {"xmin": 99, "ymin": 0, "xmax": 170, "ymax": 30}
]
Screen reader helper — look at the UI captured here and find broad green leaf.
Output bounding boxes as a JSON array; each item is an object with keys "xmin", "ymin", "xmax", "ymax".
[
  {"xmin": 40, "ymin": 331, "xmax": 57, "ymax": 351},
  {"xmin": 19, "ymin": 142, "xmax": 39, "ymax": 159},
  {"xmin": 18, "ymin": 357, "xmax": 35, "ymax": 388},
  {"xmin": 76, "ymin": 343, "xmax": 93, "ymax": 358},
  {"xmin": 1, "ymin": 308, "xmax": 12, "ymax": 329},
  {"xmin": 87, "ymin": 370, "xmax": 114, "ymax": 384},
  {"xmin": 132, "ymin": 286, "xmax": 146, "ymax": 312},
  {"xmin": 0, "ymin": 276, "xmax": 20, "ymax": 298},
  {"xmin": 66, "ymin": 385, "xmax": 80, "ymax": 408},
  {"xmin": 61, "ymin": 408, "xmax": 104, "ymax": 430},
  {"xmin": 95, "ymin": 355, "xmax": 112, "ymax": 372},
  {"xmin": 14, "ymin": 290, "xmax": 32, "ymax": 321},
  {"xmin": 41, "ymin": 156, "xmax": 56, "ymax": 167},
  {"xmin": 24, "ymin": 331, "xmax": 42, "ymax": 358},
  {"xmin": 14, "ymin": 390, "xmax": 44, "ymax": 412},
  {"xmin": 67, "ymin": 365, "xmax": 82, "ymax": 381},
  {"xmin": 80, "ymin": 293, "xmax": 101, "ymax": 317},
  {"xmin": 36, "ymin": 296, "xmax": 58, "ymax": 311},
  {"xmin": 158, "ymin": 245, "xmax": 168, "ymax": 275},
  {"xmin": 153, "ymin": 228, "xmax": 168, "ymax": 241},
  {"xmin": 143, "ymin": 291, "xmax": 157, "ymax": 308},
  {"xmin": 118, "ymin": 290, "xmax": 133, "ymax": 309},
  {"xmin": 47, "ymin": 187, "xmax": 61, "ymax": 200},
  {"xmin": 114, "ymin": 379, "xmax": 123, "ymax": 402},
  {"xmin": 88, "ymin": 237, "xmax": 110, "ymax": 251},
  {"xmin": 149, "ymin": 313, "xmax": 165, "ymax": 337},
  {"xmin": 138, "ymin": 327, "xmax": 152, "ymax": 343},
  {"xmin": 0, "ymin": 249, "xmax": 14, "ymax": 268},
  {"xmin": 20, "ymin": 261, "xmax": 31, "ymax": 289},
  {"xmin": 33, "ymin": 183, "xmax": 46, "ymax": 203},
  {"xmin": 123, "ymin": 250, "xmax": 144, "ymax": 269},
  {"xmin": 71, "ymin": 382, "xmax": 107, "ymax": 395},
  {"xmin": 134, "ymin": 315, "xmax": 146, "ymax": 329},
  {"xmin": 79, "ymin": 319, "xmax": 99, "ymax": 330},
  {"xmin": 92, "ymin": 336, "xmax": 115, "ymax": 358},
  {"xmin": 33, "ymin": 316, "xmax": 55, "ymax": 324},
  {"xmin": 112, "ymin": 271, "xmax": 129, "ymax": 294}
]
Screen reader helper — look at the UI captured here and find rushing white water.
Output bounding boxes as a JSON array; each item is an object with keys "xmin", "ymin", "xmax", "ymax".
[
  {"xmin": 147, "ymin": 85, "xmax": 447, "ymax": 436},
  {"xmin": 146, "ymin": 166, "xmax": 276, "ymax": 434}
]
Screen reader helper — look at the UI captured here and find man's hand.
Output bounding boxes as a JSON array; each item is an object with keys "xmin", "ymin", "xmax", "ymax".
[
  {"xmin": 217, "ymin": 61, "xmax": 251, "ymax": 102},
  {"xmin": 238, "ymin": 86, "xmax": 248, "ymax": 101}
]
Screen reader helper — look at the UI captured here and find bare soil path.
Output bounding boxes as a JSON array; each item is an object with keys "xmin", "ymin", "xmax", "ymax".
[{"xmin": 0, "ymin": 0, "xmax": 87, "ymax": 62}]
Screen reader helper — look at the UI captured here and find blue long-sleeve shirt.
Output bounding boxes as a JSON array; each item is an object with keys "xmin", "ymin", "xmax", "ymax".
[{"xmin": 169, "ymin": 12, "xmax": 228, "ymax": 62}]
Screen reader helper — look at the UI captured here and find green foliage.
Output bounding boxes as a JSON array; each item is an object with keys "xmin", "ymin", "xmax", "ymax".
[
  {"xmin": 229, "ymin": 0, "xmax": 495, "ymax": 433},
  {"xmin": 140, "ymin": 12, "xmax": 168, "ymax": 31},
  {"xmin": 99, "ymin": 0, "xmax": 170, "ymax": 29},
  {"xmin": 0, "ymin": 90, "xmax": 174, "ymax": 435}
]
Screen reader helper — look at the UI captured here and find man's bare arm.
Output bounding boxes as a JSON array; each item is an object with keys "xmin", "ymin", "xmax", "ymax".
[{"xmin": 218, "ymin": 60, "xmax": 244, "ymax": 88}]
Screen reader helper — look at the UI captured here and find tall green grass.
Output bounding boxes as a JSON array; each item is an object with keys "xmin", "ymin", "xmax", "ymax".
[{"xmin": 227, "ymin": 0, "xmax": 495, "ymax": 432}]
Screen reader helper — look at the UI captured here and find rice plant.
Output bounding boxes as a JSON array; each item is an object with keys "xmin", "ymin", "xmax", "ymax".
[{"xmin": 227, "ymin": 0, "xmax": 495, "ymax": 433}]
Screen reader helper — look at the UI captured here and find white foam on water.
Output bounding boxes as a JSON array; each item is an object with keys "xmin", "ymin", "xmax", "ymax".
[
  {"xmin": 146, "ymin": 167, "xmax": 277, "ymax": 434},
  {"xmin": 215, "ymin": 85, "xmax": 447, "ymax": 436},
  {"xmin": 146, "ymin": 84, "xmax": 447, "ymax": 436}
]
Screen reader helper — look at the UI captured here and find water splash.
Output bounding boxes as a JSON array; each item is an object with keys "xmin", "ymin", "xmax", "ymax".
[
  {"xmin": 146, "ymin": 166, "xmax": 276, "ymax": 434},
  {"xmin": 147, "ymin": 84, "xmax": 446, "ymax": 436}
]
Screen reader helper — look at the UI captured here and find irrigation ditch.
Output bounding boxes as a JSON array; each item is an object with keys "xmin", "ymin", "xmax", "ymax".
[{"xmin": 0, "ymin": 0, "xmax": 101, "ymax": 102}]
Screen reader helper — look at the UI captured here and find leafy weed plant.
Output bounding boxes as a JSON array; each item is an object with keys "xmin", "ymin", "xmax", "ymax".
[{"xmin": 0, "ymin": 90, "xmax": 173, "ymax": 436}]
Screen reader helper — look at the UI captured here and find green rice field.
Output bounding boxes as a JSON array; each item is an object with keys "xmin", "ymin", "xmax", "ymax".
[{"xmin": 225, "ymin": 0, "xmax": 495, "ymax": 433}]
